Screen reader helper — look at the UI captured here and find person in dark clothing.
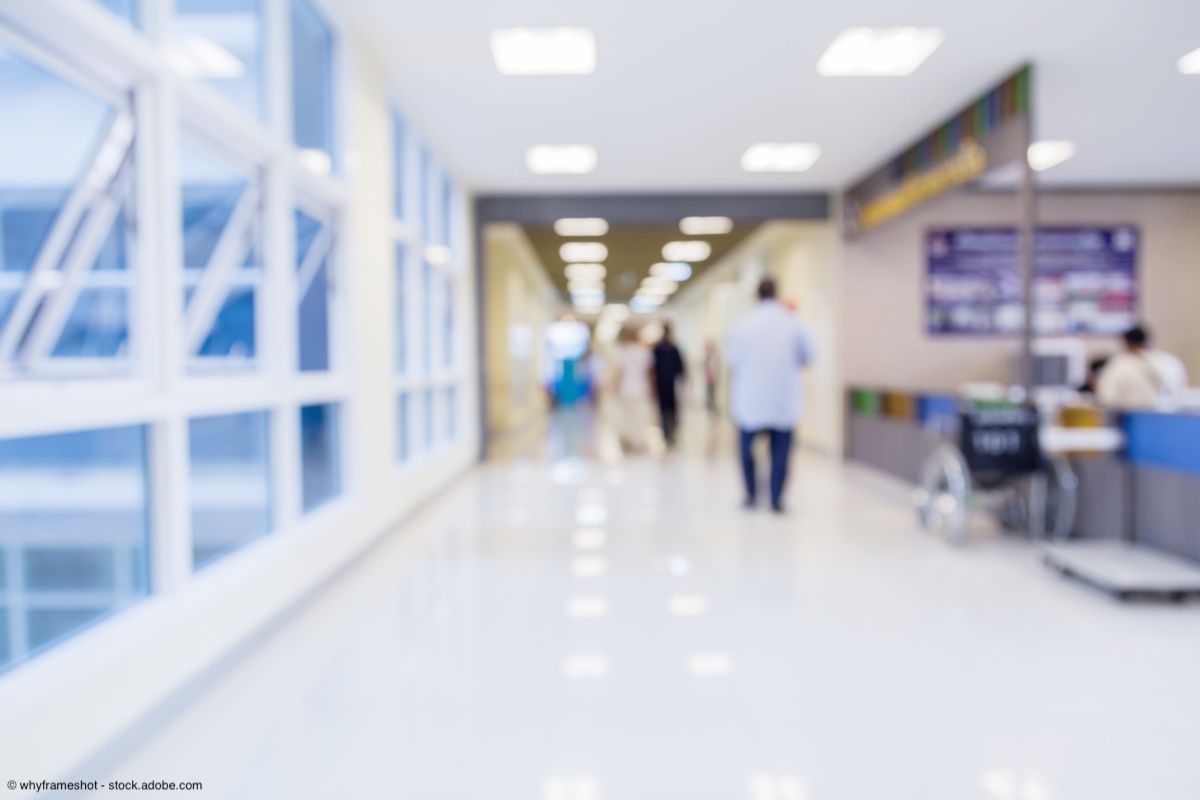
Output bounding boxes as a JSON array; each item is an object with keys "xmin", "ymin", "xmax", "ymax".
[{"xmin": 652, "ymin": 323, "xmax": 686, "ymax": 446}]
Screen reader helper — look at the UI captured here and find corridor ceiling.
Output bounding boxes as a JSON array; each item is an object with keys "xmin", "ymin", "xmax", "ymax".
[
  {"xmin": 522, "ymin": 222, "xmax": 759, "ymax": 302},
  {"xmin": 340, "ymin": 0, "xmax": 1200, "ymax": 192}
]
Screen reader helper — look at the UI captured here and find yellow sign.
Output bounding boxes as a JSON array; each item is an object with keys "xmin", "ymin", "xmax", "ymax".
[{"xmin": 859, "ymin": 141, "xmax": 988, "ymax": 230}]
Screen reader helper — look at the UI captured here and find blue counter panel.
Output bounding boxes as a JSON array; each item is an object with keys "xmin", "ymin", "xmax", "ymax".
[
  {"xmin": 1122, "ymin": 413, "xmax": 1200, "ymax": 477},
  {"xmin": 918, "ymin": 393, "xmax": 959, "ymax": 430}
]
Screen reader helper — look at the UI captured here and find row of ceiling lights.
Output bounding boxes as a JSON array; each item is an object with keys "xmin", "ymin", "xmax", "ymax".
[
  {"xmin": 557, "ymin": 216, "xmax": 730, "ymax": 320},
  {"xmin": 495, "ymin": 27, "xmax": 1200, "ymax": 178}
]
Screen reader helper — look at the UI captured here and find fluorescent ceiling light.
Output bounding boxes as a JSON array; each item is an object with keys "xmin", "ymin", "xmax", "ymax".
[
  {"xmin": 560, "ymin": 242, "xmax": 607, "ymax": 262},
  {"xmin": 641, "ymin": 277, "xmax": 678, "ymax": 294},
  {"xmin": 554, "ymin": 217, "xmax": 609, "ymax": 236},
  {"xmin": 167, "ymin": 36, "xmax": 245, "ymax": 79},
  {"xmin": 601, "ymin": 303, "xmax": 630, "ymax": 320},
  {"xmin": 568, "ymin": 279, "xmax": 605, "ymax": 294},
  {"xmin": 298, "ymin": 148, "xmax": 332, "ymax": 176},
  {"xmin": 490, "ymin": 27, "xmax": 596, "ymax": 76},
  {"xmin": 1027, "ymin": 140, "xmax": 1076, "ymax": 172},
  {"xmin": 423, "ymin": 244, "xmax": 451, "ymax": 266},
  {"xmin": 1178, "ymin": 47, "xmax": 1200, "ymax": 75},
  {"xmin": 527, "ymin": 144, "xmax": 597, "ymax": 175},
  {"xmin": 650, "ymin": 262, "xmax": 692, "ymax": 281},
  {"xmin": 662, "ymin": 240, "xmax": 711, "ymax": 262},
  {"xmin": 817, "ymin": 27, "xmax": 944, "ymax": 77},
  {"xmin": 741, "ymin": 142, "xmax": 821, "ymax": 173},
  {"xmin": 629, "ymin": 297, "xmax": 661, "ymax": 315},
  {"xmin": 680, "ymin": 216, "xmax": 733, "ymax": 235},
  {"xmin": 564, "ymin": 262, "xmax": 606, "ymax": 281}
]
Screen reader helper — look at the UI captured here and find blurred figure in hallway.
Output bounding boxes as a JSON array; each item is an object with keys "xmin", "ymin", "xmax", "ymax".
[
  {"xmin": 1097, "ymin": 324, "xmax": 1188, "ymax": 409},
  {"xmin": 703, "ymin": 340, "xmax": 720, "ymax": 414},
  {"xmin": 614, "ymin": 325, "xmax": 653, "ymax": 451},
  {"xmin": 652, "ymin": 322, "xmax": 686, "ymax": 446},
  {"xmin": 727, "ymin": 278, "xmax": 816, "ymax": 513}
]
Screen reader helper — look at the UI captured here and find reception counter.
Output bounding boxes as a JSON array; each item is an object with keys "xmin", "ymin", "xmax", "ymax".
[{"xmin": 845, "ymin": 388, "xmax": 1200, "ymax": 562}]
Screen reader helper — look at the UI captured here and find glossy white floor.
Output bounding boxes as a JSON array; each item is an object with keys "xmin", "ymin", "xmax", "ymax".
[{"xmin": 96, "ymin": 410, "xmax": 1200, "ymax": 799}]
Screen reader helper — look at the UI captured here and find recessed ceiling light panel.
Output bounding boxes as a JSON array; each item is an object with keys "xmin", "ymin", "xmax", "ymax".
[
  {"xmin": 554, "ymin": 217, "xmax": 609, "ymax": 236},
  {"xmin": 680, "ymin": 216, "xmax": 733, "ymax": 235},
  {"xmin": 560, "ymin": 242, "xmax": 607, "ymax": 262},
  {"xmin": 527, "ymin": 144, "xmax": 597, "ymax": 175},
  {"xmin": 741, "ymin": 142, "xmax": 821, "ymax": 173},
  {"xmin": 662, "ymin": 241, "xmax": 712, "ymax": 262},
  {"xmin": 651, "ymin": 262, "xmax": 693, "ymax": 281},
  {"xmin": 1027, "ymin": 140, "xmax": 1077, "ymax": 172},
  {"xmin": 1177, "ymin": 47, "xmax": 1200, "ymax": 75},
  {"xmin": 490, "ymin": 27, "xmax": 596, "ymax": 75},
  {"xmin": 564, "ymin": 262, "xmax": 606, "ymax": 281},
  {"xmin": 817, "ymin": 27, "xmax": 944, "ymax": 77}
]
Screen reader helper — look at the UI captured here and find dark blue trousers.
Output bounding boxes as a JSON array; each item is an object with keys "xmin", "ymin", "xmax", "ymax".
[{"xmin": 740, "ymin": 428, "xmax": 794, "ymax": 508}]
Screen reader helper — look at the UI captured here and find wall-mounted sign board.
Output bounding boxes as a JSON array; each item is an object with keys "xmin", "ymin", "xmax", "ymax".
[
  {"xmin": 845, "ymin": 67, "xmax": 1031, "ymax": 237},
  {"xmin": 926, "ymin": 226, "xmax": 1139, "ymax": 336}
]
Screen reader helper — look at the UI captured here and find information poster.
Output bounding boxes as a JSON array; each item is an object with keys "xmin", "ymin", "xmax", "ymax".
[{"xmin": 926, "ymin": 227, "xmax": 1138, "ymax": 335}]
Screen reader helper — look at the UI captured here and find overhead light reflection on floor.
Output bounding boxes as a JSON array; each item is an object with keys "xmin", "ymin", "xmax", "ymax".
[
  {"xmin": 666, "ymin": 555, "xmax": 692, "ymax": 576},
  {"xmin": 980, "ymin": 770, "xmax": 1055, "ymax": 800},
  {"xmin": 747, "ymin": 772, "xmax": 806, "ymax": 800},
  {"xmin": 573, "ymin": 529, "xmax": 607, "ymax": 550},
  {"xmin": 575, "ymin": 504, "xmax": 608, "ymax": 526},
  {"xmin": 562, "ymin": 654, "xmax": 610, "ymax": 679},
  {"xmin": 566, "ymin": 596, "xmax": 608, "ymax": 619},
  {"xmin": 668, "ymin": 594, "xmax": 709, "ymax": 617},
  {"xmin": 687, "ymin": 651, "xmax": 733, "ymax": 677},
  {"xmin": 550, "ymin": 458, "xmax": 588, "ymax": 486},
  {"xmin": 542, "ymin": 775, "xmax": 602, "ymax": 800},
  {"xmin": 578, "ymin": 487, "xmax": 606, "ymax": 504},
  {"xmin": 571, "ymin": 556, "xmax": 608, "ymax": 577}
]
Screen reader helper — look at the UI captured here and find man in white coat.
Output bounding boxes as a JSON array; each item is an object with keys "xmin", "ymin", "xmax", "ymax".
[{"xmin": 725, "ymin": 278, "xmax": 816, "ymax": 513}]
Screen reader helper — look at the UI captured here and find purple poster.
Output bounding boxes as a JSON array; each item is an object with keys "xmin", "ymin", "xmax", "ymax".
[{"xmin": 926, "ymin": 227, "xmax": 1138, "ymax": 335}]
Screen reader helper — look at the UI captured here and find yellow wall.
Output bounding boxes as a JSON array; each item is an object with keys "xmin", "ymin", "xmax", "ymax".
[{"xmin": 483, "ymin": 224, "xmax": 561, "ymax": 435}]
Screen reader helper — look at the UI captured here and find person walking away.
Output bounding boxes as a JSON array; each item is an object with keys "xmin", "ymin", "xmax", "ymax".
[
  {"xmin": 652, "ymin": 323, "xmax": 687, "ymax": 446},
  {"xmin": 614, "ymin": 326, "xmax": 653, "ymax": 451},
  {"xmin": 726, "ymin": 278, "xmax": 816, "ymax": 513},
  {"xmin": 703, "ymin": 340, "xmax": 720, "ymax": 414},
  {"xmin": 1097, "ymin": 324, "xmax": 1188, "ymax": 410}
]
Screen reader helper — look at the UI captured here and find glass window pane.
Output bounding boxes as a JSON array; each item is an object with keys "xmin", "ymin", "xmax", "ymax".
[
  {"xmin": 442, "ymin": 273, "xmax": 454, "ymax": 369},
  {"xmin": 396, "ymin": 392, "xmax": 409, "ymax": 463},
  {"xmin": 95, "ymin": 0, "xmax": 139, "ymax": 26},
  {"xmin": 391, "ymin": 111, "xmax": 405, "ymax": 220},
  {"xmin": 180, "ymin": 137, "xmax": 263, "ymax": 369},
  {"xmin": 300, "ymin": 403, "xmax": 341, "ymax": 511},
  {"xmin": 440, "ymin": 175, "xmax": 453, "ymax": 248},
  {"xmin": 421, "ymin": 259, "xmax": 431, "ymax": 373},
  {"xmin": 444, "ymin": 386, "xmax": 456, "ymax": 440},
  {"xmin": 423, "ymin": 388, "xmax": 434, "ymax": 451},
  {"xmin": 291, "ymin": 0, "xmax": 334, "ymax": 171},
  {"xmin": 419, "ymin": 148, "xmax": 434, "ymax": 244},
  {"xmin": 295, "ymin": 208, "xmax": 333, "ymax": 372},
  {"xmin": 0, "ymin": 426, "xmax": 150, "ymax": 674},
  {"xmin": 189, "ymin": 411, "xmax": 271, "ymax": 570},
  {"xmin": 171, "ymin": 0, "xmax": 263, "ymax": 119},
  {"xmin": 395, "ymin": 243, "xmax": 406, "ymax": 374},
  {"xmin": 0, "ymin": 42, "xmax": 136, "ymax": 376}
]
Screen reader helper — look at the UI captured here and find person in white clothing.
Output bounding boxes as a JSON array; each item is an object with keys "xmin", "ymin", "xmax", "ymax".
[
  {"xmin": 1097, "ymin": 325, "xmax": 1188, "ymax": 410},
  {"xmin": 725, "ymin": 279, "xmax": 816, "ymax": 512},
  {"xmin": 613, "ymin": 326, "xmax": 653, "ymax": 451}
]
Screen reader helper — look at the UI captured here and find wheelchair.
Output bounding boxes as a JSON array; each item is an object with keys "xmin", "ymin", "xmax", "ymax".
[{"xmin": 914, "ymin": 403, "xmax": 1078, "ymax": 545}]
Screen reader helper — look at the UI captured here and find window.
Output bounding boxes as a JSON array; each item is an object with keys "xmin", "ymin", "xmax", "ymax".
[
  {"xmin": 442, "ymin": 272, "xmax": 454, "ymax": 369},
  {"xmin": 188, "ymin": 411, "xmax": 271, "ymax": 570},
  {"xmin": 444, "ymin": 386, "xmax": 456, "ymax": 440},
  {"xmin": 440, "ymin": 174, "xmax": 454, "ymax": 247},
  {"xmin": 300, "ymin": 403, "xmax": 341, "ymax": 511},
  {"xmin": 171, "ymin": 0, "xmax": 264, "ymax": 119},
  {"xmin": 419, "ymin": 147, "xmax": 435, "ymax": 244},
  {"xmin": 94, "ymin": 0, "xmax": 138, "ymax": 26},
  {"xmin": 421, "ymin": 258, "xmax": 432, "ymax": 374},
  {"xmin": 0, "ymin": 426, "xmax": 150, "ymax": 674},
  {"xmin": 422, "ymin": 387, "xmax": 434, "ymax": 451},
  {"xmin": 0, "ymin": 42, "xmax": 136, "ymax": 377},
  {"xmin": 295, "ymin": 205, "xmax": 335, "ymax": 372},
  {"xmin": 396, "ymin": 392, "xmax": 410, "ymax": 463},
  {"xmin": 180, "ymin": 137, "xmax": 263, "ymax": 370},
  {"xmin": 391, "ymin": 111, "xmax": 406, "ymax": 220},
  {"xmin": 394, "ymin": 243, "xmax": 407, "ymax": 374},
  {"xmin": 290, "ymin": 0, "xmax": 334, "ymax": 173}
]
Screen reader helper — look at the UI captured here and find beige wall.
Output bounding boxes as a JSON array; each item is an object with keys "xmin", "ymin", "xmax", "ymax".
[
  {"xmin": 843, "ymin": 189, "xmax": 1200, "ymax": 391},
  {"xmin": 483, "ymin": 223, "xmax": 561, "ymax": 435},
  {"xmin": 670, "ymin": 221, "xmax": 843, "ymax": 453}
]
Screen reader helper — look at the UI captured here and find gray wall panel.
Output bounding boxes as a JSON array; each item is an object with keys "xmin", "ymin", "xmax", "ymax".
[{"xmin": 1134, "ymin": 466, "xmax": 1200, "ymax": 563}]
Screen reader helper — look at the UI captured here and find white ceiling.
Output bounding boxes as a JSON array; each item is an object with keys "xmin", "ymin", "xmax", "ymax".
[{"xmin": 337, "ymin": 0, "xmax": 1200, "ymax": 193}]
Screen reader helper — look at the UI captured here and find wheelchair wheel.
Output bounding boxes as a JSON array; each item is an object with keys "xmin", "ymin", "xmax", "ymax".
[{"xmin": 914, "ymin": 443, "xmax": 971, "ymax": 545}]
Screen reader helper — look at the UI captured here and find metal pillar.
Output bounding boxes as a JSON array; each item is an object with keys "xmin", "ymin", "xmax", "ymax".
[{"xmin": 1017, "ymin": 112, "xmax": 1037, "ymax": 393}]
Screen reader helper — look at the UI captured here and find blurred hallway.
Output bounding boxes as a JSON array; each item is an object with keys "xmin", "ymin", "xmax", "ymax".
[{"xmin": 93, "ymin": 412, "xmax": 1200, "ymax": 800}]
